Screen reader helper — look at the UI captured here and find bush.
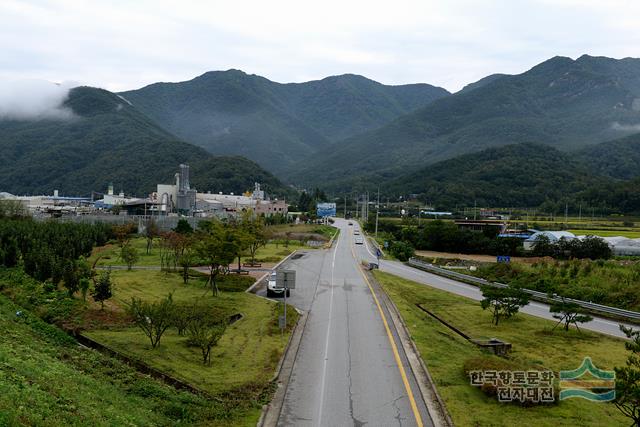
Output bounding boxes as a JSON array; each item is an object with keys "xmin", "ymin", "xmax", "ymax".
[{"xmin": 390, "ymin": 241, "xmax": 415, "ymax": 261}]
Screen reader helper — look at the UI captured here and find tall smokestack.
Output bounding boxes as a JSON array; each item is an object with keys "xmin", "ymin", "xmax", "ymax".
[{"xmin": 179, "ymin": 164, "xmax": 190, "ymax": 191}]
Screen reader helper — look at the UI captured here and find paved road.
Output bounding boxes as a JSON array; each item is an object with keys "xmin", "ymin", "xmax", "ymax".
[
  {"xmin": 352, "ymin": 233, "xmax": 633, "ymax": 339},
  {"xmin": 271, "ymin": 218, "xmax": 433, "ymax": 427}
]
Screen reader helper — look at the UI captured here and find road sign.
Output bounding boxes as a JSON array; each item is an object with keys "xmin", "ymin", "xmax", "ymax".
[
  {"xmin": 276, "ymin": 270, "xmax": 296, "ymax": 289},
  {"xmin": 497, "ymin": 255, "xmax": 511, "ymax": 263},
  {"xmin": 376, "ymin": 248, "xmax": 382, "ymax": 258},
  {"xmin": 317, "ymin": 203, "xmax": 336, "ymax": 218},
  {"xmin": 278, "ymin": 315, "xmax": 285, "ymax": 329}
]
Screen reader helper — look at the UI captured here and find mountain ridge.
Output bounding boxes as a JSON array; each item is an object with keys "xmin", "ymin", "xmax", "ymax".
[
  {"xmin": 119, "ymin": 70, "xmax": 450, "ymax": 171},
  {"xmin": 0, "ymin": 86, "xmax": 291, "ymax": 197}
]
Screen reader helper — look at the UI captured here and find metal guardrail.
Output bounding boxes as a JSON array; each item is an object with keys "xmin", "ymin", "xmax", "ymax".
[{"xmin": 408, "ymin": 257, "xmax": 640, "ymax": 321}]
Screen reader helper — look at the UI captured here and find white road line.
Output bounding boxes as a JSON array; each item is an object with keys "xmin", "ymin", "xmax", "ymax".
[{"xmin": 316, "ymin": 225, "xmax": 340, "ymax": 427}]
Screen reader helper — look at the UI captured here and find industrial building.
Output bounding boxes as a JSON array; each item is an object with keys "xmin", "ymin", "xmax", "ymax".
[{"xmin": 155, "ymin": 164, "xmax": 197, "ymax": 215}]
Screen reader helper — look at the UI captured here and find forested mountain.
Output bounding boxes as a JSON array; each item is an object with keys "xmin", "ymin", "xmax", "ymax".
[
  {"xmin": 0, "ymin": 86, "xmax": 290, "ymax": 197},
  {"xmin": 295, "ymin": 55, "xmax": 640, "ymax": 189},
  {"xmin": 577, "ymin": 132, "xmax": 640, "ymax": 180},
  {"xmin": 119, "ymin": 70, "xmax": 450, "ymax": 170},
  {"xmin": 387, "ymin": 142, "xmax": 640, "ymax": 213}
]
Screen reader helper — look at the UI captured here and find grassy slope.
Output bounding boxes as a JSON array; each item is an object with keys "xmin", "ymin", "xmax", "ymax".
[
  {"xmin": 373, "ymin": 270, "xmax": 630, "ymax": 426},
  {"xmin": 0, "ymin": 294, "xmax": 223, "ymax": 426},
  {"xmin": 84, "ymin": 270, "xmax": 297, "ymax": 425}
]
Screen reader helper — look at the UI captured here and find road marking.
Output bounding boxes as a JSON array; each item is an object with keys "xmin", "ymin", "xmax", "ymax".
[
  {"xmin": 349, "ymin": 228, "xmax": 424, "ymax": 427},
  {"xmin": 316, "ymin": 225, "xmax": 340, "ymax": 427}
]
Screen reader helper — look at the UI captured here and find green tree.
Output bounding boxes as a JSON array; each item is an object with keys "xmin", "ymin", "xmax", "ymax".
[
  {"xmin": 480, "ymin": 285, "xmax": 530, "ymax": 325},
  {"xmin": 390, "ymin": 241, "xmax": 415, "ymax": 261},
  {"xmin": 127, "ymin": 294, "xmax": 174, "ymax": 349},
  {"xmin": 92, "ymin": 271, "xmax": 113, "ymax": 310},
  {"xmin": 241, "ymin": 211, "xmax": 267, "ymax": 265},
  {"xmin": 549, "ymin": 297, "xmax": 593, "ymax": 332},
  {"xmin": 171, "ymin": 305, "xmax": 193, "ymax": 336},
  {"xmin": 174, "ymin": 219, "xmax": 193, "ymax": 235},
  {"xmin": 62, "ymin": 257, "xmax": 91, "ymax": 297},
  {"xmin": 113, "ymin": 223, "xmax": 136, "ymax": 248},
  {"xmin": 187, "ymin": 306, "xmax": 227, "ymax": 364},
  {"xmin": 144, "ymin": 218, "xmax": 160, "ymax": 254},
  {"xmin": 120, "ymin": 243, "xmax": 139, "ymax": 270},
  {"xmin": 615, "ymin": 325, "xmax": 640, "ymax": 426},
  {"xmin": 531, "ymin": 235, "xmax": 555, "ymax": 257},
  {"xmin": 194, "ymin": 222, "xmax": 236, "ymax": 296},
  {"xmin": 178, "ymin": 243, "xmax": 196, "ymax": 284}
]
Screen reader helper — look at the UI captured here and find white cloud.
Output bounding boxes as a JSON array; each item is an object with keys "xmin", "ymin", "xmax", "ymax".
[
  {"xmin": 611, "ymin": 122, "xmax": 640, "ymax": 132},
  {"xmin": 1, "ymin": 0, "xmax": 640, "ymax": 92},
  {"xmin": 0, "ymin": 80, "xmax": 78, "ymax": 120}
]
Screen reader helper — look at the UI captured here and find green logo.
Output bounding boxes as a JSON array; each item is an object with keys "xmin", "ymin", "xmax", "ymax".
[{"xmin": 559, "ymin": 357, "xmax": 615, "ymax": 401}]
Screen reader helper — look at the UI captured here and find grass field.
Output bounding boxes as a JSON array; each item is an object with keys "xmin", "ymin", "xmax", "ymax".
[
  {"xmin": 0, "ymin": 294, "xmax": 231, "ymax": 426},
  {"xmin": 84, "ymin": 270, "xmax": 297, "ymax": 426},
  {"xmin": 373, "ymin": 271, "xmax": 631, "ymax": 427},
  {"xmin": 90, "ymin": 237, "xmax": 299, "ymax": 268}
]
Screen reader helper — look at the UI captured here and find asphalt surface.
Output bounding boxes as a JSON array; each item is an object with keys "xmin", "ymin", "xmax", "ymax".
[
  {"xmin": 269, "ymin": 219, "xmax": 433, "ymax": 427},
  {"xmin": 352, "ymin": 233, "xmax": 634, "ymax": 340}
]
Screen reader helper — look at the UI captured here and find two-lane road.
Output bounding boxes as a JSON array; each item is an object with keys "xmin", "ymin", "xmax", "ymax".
[{"xmin": 275, "ymin": 219, "xmax": 433, "ymax": 427}]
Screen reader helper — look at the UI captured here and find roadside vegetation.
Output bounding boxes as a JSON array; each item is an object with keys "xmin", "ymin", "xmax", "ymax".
[
  {"xmin": 469, "ymin": 259, "xmax": 640, "ymax": 311},
  {"xmin": 374, "ymin": 271, "xmax": 630, "ymax": 426},
  {"xmin": 0, "ymin": 212, "xmax": 299, "ymax": 426},
  {"xmin": 0, "ymin": 293, "xmax": 238, "ymax": 426}
]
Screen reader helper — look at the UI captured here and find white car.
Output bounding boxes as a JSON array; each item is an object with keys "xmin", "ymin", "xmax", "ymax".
[
  {"xmin": 267, "ymin": 271, "xmax": 290, "ymax": 298},
  {"xmin": 354, "ymin": 230, "xmax": 360, "ymax": 235},
  {"xmin": 355, "ymin": 236, "xmax": 364, "ymax": 245}
]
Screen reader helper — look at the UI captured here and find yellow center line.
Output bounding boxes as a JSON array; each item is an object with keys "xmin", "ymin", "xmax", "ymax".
[{"xmin": 349, "ymin": 228, "xmax": 424, "ymax": 427}]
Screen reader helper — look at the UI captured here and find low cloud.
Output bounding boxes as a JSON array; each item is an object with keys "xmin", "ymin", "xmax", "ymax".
[
  {"xmin": 0, "ymin": 80, "xmax": 78, "ymax": 120},
  {"xmin": 611, "ymin": 122, "xmax": 640, "ymax": 132}
]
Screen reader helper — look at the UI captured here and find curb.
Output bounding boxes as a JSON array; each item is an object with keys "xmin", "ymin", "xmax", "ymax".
[
  {"xmin": 365, "ymin": 270, "xmax": 455, "ymax": 427},
  {"xmin": 324, "ymin": 226, "xmax": 339, "ymax": 249},
  {"xmin": 257, "ymin": 310, "xmax": 309, "ymax": 427}
]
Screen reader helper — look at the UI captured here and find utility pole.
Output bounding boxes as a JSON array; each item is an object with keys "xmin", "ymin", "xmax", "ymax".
[
  {"xmin": 375, "ymin": 187, "xmax": 380, "ymax": 237},
  {"xmin": 473, "ymin": 200, "xmax": 477, "ymax": 221},
  {"xmin": 578, "ymin": 203, "xmax": 582, "ymax": 223},
  {"xmin": 565, "ymin": 202, "xmax": 568, "ymax": 226},
  {"xmin": 344, "ymin": 195, "xmax": 347, "ymax": 218}
]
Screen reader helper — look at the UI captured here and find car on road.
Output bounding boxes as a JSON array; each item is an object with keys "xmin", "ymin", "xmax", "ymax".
[
  {"xmin": 355, "ymin": 236, "xmax": 364, "ymax": 245},
  {"xmin": 348, "ymin": 222, "xmax": 353, "ymax": 226},
  {"xmin": 354, "ymin": 230, "xmax": 360, "ymax": 235},
  {"xmin": 267, "ymin": 271, "xmax": 290, "ymax": 298}
]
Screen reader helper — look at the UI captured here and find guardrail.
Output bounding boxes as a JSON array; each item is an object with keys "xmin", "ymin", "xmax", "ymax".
[{"xmin": 408, "ymin": 257, "xmax": 640, "ymax": 322}]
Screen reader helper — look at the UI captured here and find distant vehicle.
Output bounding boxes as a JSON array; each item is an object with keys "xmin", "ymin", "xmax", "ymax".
[
  {"xmin": 355, "ymin": 236, "xmax": 364, "ymax": 245},
  {"xmin": 267, "ymin": 271, "xmax": 290, "ymax": 298},
  {"xmin": 348, "ymin": 222, "xmax": 353, "ymax": 226},
  {"xmin": 354, "ymin": 230, "xmax": 360, "ymax": 235}
]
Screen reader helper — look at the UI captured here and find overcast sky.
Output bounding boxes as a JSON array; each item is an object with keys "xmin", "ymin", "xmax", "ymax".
[{"xmin": 2, "ymin": 0, "xmax": 640, "ymax": 92}]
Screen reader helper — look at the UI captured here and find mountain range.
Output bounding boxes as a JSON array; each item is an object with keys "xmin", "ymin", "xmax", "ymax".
[
  {"xmin": 294, "ymin": 55, "xmax": 640, "ymax": 189},
  {"xmin": 119, "ymin": 71, "xmax": 450, "ymax": 171},
  {"xmin": 3, "ymin": 55, "xmax": 640, "ymax": 211}
]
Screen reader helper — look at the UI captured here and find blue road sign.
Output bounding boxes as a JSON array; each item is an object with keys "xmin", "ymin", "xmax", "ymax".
[
  {"xmin": 497, "ymin": 255, "xmax": 511, "ymax": 263},
  {"xmin": 316, "ymin": 203, "xmax": 336, "ymax": 217}
]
